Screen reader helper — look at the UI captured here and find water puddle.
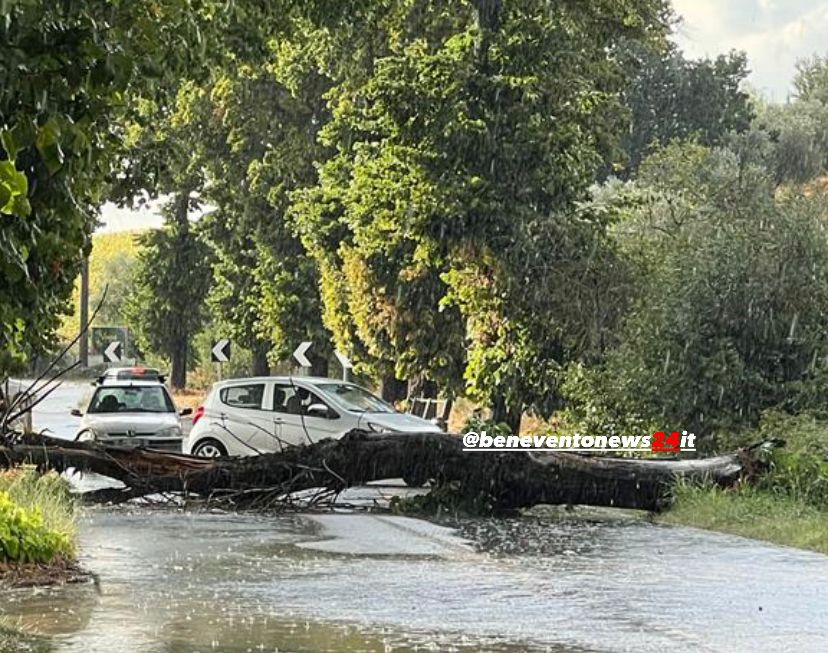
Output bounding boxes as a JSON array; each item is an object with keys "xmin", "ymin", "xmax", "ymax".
[{"xmin": 2, "ymin": 508, "xmax": 827, "ymax": 652}]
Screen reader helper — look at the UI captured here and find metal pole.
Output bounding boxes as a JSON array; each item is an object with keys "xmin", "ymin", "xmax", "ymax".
[{"xmin": 79, "ymin": 256, "xmax": 89, "ymax": 367}]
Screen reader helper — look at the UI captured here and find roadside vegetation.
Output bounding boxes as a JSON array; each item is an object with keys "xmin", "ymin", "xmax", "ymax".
[
  {"xmin": 663, "ymin": 412, "xmax": 828, "ymax": 553},
  {"xmin": 0, "ymin": 468, "xmax": 77, "ymax": 569},
  {"xmin": 0, "ymin": 625, "xmax": 47, "ymax": 653},
  {"xmin": 664, "ymin": 482, "xmax": 828, "ymax": 555}
]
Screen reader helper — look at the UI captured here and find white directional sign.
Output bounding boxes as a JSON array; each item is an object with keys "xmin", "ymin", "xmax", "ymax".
[
  {"xmin": 104, "ymin": 341, "xmax": 122, "ymax": 363},
  {"xmin": 293, "ymin": 341, "xmax": 312, "ymax": 367},
  {"xmin": 211, "ymin": 338, "xmax": 231, "ymax": 363},
  {"xmin": 334, "ymin": 351, "xmax": 353, "ymax": 369}
]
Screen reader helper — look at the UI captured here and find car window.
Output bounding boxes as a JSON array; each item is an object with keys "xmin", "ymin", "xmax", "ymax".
[
  {"xmin": 272, "ymin": 383, "xmax": 336, "ymax": 418},
  {"xmin": 87, "ymin": 385, "xmax": 175, "ymax": 414},
  {"xmin": 219, "ymin": 383, "xmax": 265, "ymax": 410},
  {"xmin": 317, "ymin": 383, "xmax": 394, "ymax": 413}
]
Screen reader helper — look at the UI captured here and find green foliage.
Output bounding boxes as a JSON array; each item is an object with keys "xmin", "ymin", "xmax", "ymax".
[
  {"xmin": 565, "ymin": 141, "xmax": 828, "ymax": 442},
  {"xmin": 292, "ymin": 0, "xmax": 668, "ymax": 419},
  {"xmin": 664, "ymin": 478, "xmax": 828, "ymax": 554},
  {"xmin": 759, "ymin": 450, "xmax": 828, "ymax": 509},
  {"xmin": 0, "ymin": 469, "xmax": 76, "ymax": 564},
  {"xmin": 179, "ymin": 65, "xmax": 331, "ymax": 370},
  {"xmin": 0, "ymin": 0, "xmax": 246, "ymax": 377},
  {"xmin": 59, "ymin": 231, "xmax": 141, "ymax": 340},
  {"xmin": 461, "ymin": 414, "xmax": 514, "ymax": 437},
  {"xmin": 794, "ymin": 54, "xmax": 828, "ymax": 105},
  {"xmin": 619, "ymin": 44, "xmax": 753, "ymax": 174},
  {"xmin": 124, "ymin": 194, "xmax": 212, "ymax": 387},
  {"xmin": 753, "ymin": 99, "xmax": 828, "ymax": 184}
]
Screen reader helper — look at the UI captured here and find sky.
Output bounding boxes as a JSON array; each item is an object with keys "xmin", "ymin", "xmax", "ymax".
[
  {"xmin": 672, "ymin": 0, "xmax": 828, "ymax": 101},
  {"xmin": 99, "ymin": 0, "xmax": 828, "ymax": 233}
]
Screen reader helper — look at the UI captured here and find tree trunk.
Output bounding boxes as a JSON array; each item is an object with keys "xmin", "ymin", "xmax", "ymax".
[
  {"xmin": 310, "ymin": 352, "xmax": 328, "ymax": 378},
  {"xmin": 408, "ymin": 376, "xmax": 438, "ymax": 399},
  {"xmin": 170, "ymin": 338, "xmax": 187, "ymax": 389},
  {"xmin": 1, "ymin": 433, "xmax": 776, "ymax": 512},
  {"xmin": 381, "ymin": 373, "xmax": 408, "ymax": 404},
  {"xmin": 252, "ymin": 342, "xmax": 270, "ymax": 376},
  {"xmin": 492, "ymin": 394, "xmax": 522, "ymax": 434}
]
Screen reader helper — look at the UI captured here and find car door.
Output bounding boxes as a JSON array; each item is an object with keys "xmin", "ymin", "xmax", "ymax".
[
  {"xmin": 213, "ymin": 382, "xmax": 268, "ymax": 454},
  {"xmin": 270, "ymin": 382, "xmax": 343, "ymax": 447}
]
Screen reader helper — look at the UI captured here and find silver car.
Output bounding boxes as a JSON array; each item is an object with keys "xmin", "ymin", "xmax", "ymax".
[
  {"xmin": 72, "ymin": 380, "xmax": 191, "ymax": 452},
  {"xmin": 184, "ymin": 376, "xmax": 442, "ymax": 458}
]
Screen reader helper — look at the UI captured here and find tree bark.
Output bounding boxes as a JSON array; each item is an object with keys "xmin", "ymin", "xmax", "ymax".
[
  {"xmin": 251, "ymin": 342, "xmax": 271, "ymax": 376},
  {"xmin": 310, "ymin": 352, "xmax": 328, "ymax": 378},
  {"xmin": 381, "ymin": 374, "xmax": 408, "ymax": 404},
  {"xmin": 170, "ymin": 337, "xmax": 187, "ymax": 389},
  {"xmin": 1, "ymin": 432, "xmax": 774, "ymax": 512},
  {"xmin": 492, "ymin": 395, "xmax": 522, "ymax": 434}
]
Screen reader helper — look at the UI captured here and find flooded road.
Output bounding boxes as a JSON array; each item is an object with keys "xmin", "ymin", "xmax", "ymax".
[
  {"xmin": 3, "ymin": 509, "xmax": 828, "ymax": 652},
  {"xmin": 2, "ymin": 381, "xmax": 826, "ymax": 652}
]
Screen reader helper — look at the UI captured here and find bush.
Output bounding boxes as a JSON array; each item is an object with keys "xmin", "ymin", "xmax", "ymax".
[
  {"xmin": 0, "ymin": 468, "xmax": 77, "ymax": 564},
  {"xmin": 566, "ymin": 144, "xmax": 828, "ymax": 445}
]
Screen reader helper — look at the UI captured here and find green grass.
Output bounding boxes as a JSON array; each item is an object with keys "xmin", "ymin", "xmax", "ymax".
[
  {"xmin": 0, "ymin": 468, "xmax": 78, "ymax": 564},
  {"xmin": 662, "ymin": 481, "xmax": 828, "ymax": 555},
  {"xmin": 0, "ymin": 625, "xmax": 49, "ymax": 653}
]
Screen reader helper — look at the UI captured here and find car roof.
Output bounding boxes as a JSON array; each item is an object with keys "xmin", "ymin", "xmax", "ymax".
[{"xmin": 212, "ymin": 376, "xmax": 355, "ymax": 386}]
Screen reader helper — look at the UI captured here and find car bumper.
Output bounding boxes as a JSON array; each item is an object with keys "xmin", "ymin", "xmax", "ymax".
[{"xmin": 97, "ymin": 437, "xmax": 183, "ymax": 452}]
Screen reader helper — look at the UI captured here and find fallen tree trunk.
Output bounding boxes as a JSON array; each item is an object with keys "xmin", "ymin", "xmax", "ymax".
[{"xmin": 0, "ymin": 431, "xmax": 775, "ymax": 511}]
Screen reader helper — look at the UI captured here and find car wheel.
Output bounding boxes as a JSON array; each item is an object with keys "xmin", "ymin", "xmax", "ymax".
[
  {"xmin": 192, "ymin": 438, "xmax": 228, "ymax": 458},
  {"xmin": 402, "ymin": 473, "xmax": 428, "ymax": 488}
]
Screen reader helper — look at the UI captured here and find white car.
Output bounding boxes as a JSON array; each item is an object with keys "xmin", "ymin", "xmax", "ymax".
[
  {"xmin": 185, "ymin": 376, "xmax": 442, "ymax": 458},
  {"xmin": 72, "ymin": 379, "xmax": 191, "ymax": 452}
]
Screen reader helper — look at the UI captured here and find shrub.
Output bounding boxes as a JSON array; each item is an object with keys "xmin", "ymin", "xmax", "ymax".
[
  {"xmin": 0, "ymin": 491, "xmax": 74, "ymax": 563},
  {"xmin": 0, "ymin": 468, "xmax": 77, "ymax": 564}
]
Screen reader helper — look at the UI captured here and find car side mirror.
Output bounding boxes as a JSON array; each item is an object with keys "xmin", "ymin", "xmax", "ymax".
[
  {"xmin": 70, "ymin": 408, "xmax": 83, "ymax": 417},
  {"xmin": 307, "ymin": 403, "xmax": 330, "ymax": 418},
  {"xmin": 180, "ymin": 407, "xmax": 193, "ymax": 417}
]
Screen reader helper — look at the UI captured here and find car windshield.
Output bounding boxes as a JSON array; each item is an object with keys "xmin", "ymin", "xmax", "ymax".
[
  {"xmin": 88, "ymin": 385, "xmax": 175, "ymax": 414},
  {"xmin": 317, "ymin": 383, "xmax": 394, "ymax": 413}
]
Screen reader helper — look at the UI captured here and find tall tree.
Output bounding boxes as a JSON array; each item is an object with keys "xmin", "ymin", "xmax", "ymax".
[
  {"xmin": 175, "ymin": 62, "xmax": 332, "ymax": 376},
  {"xmin": 125, "ymin": 192, "xmax": 212, "ymax": 388},
  {"xmin": 618, "ymin": 43, "xmax": 753, "ymax": 175},
  {"xmin": 0, "ymin": 0, "xmax": 295, "ymax": 377},
  {"xmin": 291, "ymin": 0, "xmax": 668, "ymax": 425}
]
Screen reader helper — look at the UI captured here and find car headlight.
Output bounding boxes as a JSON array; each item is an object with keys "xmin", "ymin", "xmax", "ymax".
[
  {"xmin": 367, "ymin": 422, "xmax": 399, "ymax": 433},
  {"xmin": 157, "ymin": 426, "xmax": 183, "ymax": 439}
]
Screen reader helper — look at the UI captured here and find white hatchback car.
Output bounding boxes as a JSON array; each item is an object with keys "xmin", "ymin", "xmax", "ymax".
[
  {"xmin": 184, "ymin": 376, "xmax": 442, "ymax": 458},
  {"xmin": 72, "ymin": 379, "xmax": 191, "ymax": 452}
]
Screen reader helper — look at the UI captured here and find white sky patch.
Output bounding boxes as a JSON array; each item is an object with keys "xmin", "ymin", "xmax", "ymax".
[
  {"xmin": 672, "ymin": 0, "xmax": 828, "ymax": 101},
  {"xmin": 97, "ymin": 196, "xmax": 210, "ymax": 234},
  {"xmin": 97, "ymin": 200, "xmax": 165, "ymax": 233}
]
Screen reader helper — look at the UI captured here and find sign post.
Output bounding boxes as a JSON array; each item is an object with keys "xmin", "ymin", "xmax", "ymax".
[
  {"xmin": 334, "ymin": 351, "xmax": 353, "ymax": 381},
  {"xmin": 211, "ymin": 338, "xmax": 231, "ymax": 381}
]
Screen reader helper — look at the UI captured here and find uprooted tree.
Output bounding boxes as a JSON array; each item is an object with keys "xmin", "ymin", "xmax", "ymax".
[{"xmin": 0, "ymin": 429, "xmax": 777, "ymax": 513}]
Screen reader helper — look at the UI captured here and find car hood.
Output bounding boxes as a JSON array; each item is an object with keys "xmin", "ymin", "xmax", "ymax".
[
  {"xmin": 359, "ymin": 411, "xmax": 443, "ymax": 433},
  {"xmin": 83, "ymin": 412, "xmax": 180, "ymax": 434}
]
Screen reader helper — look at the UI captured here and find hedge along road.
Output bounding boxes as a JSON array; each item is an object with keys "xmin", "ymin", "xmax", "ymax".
[{"xmin": 1, "ymin": 380, "xmax": 825, "ymax": 652}]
